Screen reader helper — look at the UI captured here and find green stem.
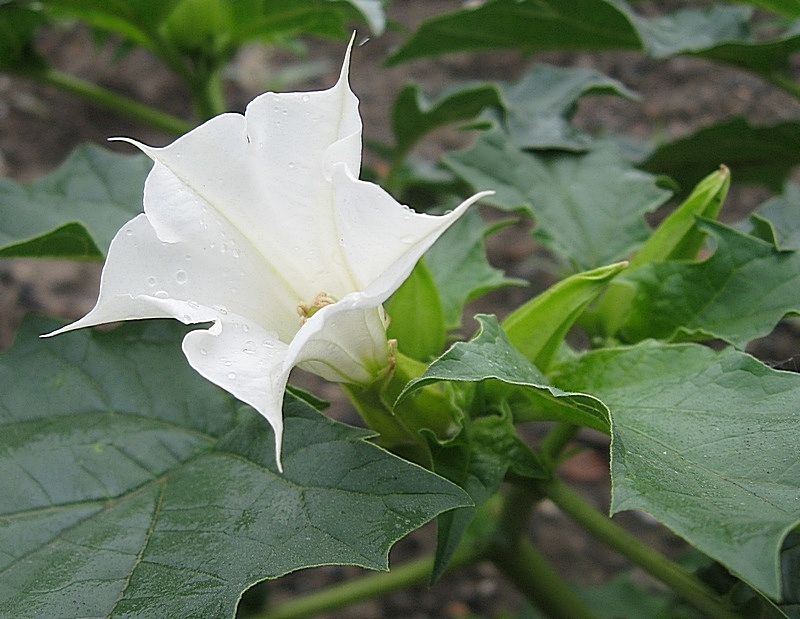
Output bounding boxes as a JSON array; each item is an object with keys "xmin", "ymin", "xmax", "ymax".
[
  {"xmin": 536, "ymin": 477, "xmax": 742, "ymax": 619},
  {"xmin": 24, "ymin": 67, "xmax": 192, "ymax": 135},
  {"xmin": 539, "ymin": 422, "xmax": 579, "ymax": 462},
  {"xmin": 187, "ymin": 67, "xmax": 227, "ymax": 120},
  {"xmin": 256, "ymin": 544, "xmax": 481, "ymax": 619},
  {"xmin": 487, "ymin": 484, "xmax": 599, "ymax": 619},
  {"xmin": 768, "ymin": 73, "xmax": 800, "ymax": 101},
  {"xmin": 490, "ymin": 537, "xmax": 598, "ymax": 619}
]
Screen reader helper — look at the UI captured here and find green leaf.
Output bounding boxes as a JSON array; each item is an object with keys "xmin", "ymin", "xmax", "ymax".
[
  {"xmin": 633, "ymin": 5, "xmax": 752, "ymax": 59},
  {"xmin": 552, "ymin": 341, "xmax": 800, "ymax": 599},
  {"xmin": 641, "ymin": 118, "xmax": 800, "ymax": 193},
  {"xmin": 746, "ymin": 183, "xmax": 800, "ymax": 250},
  {"xmin": 425, "ymin": 208, "xmax": 525, "ymax": 330},
  {"xmin": 397, "ymin": 315, "xmax": 609, "ymax": 433},
  {"xmin": 386, "ymin": 0, "xmax": 640, "ymax": 65},
  {"xmin": 390, "ymin": 82, "xmax": 503, "ymax": 158},
  {"xmin": 0, "ymin": 317, "xmax": 469, "ymax": 617},
  {"xmin": 617, "ymin": 220, "xmax": 800, "ymax": 348},
  {"xmin": 720, "ymin": 0, "xmax": 800, "ymax": 17},
  {"xmin": 386, "ymin": 259, "xmax": 446, "ymax": 361},
  {"xmin": 446, "ymin": 135, "xmax": 672, "ymax": 269},
  {"xmin": 502, "ymin": 262, "xmax": 628, "ymax": 371},
  {"xmin": 0, "ymin": 144, "xmax": 150, "ymax": 259},
  {"xmin": 592, "ymin": 166, "xmax": 730, "ymax": 338},
  {"xmin": 499, "ymin": 63, "xmax": 638, "ymax": 151},
  {"xmin": 427, "ymin": 404, "xmax": 546, "ymax": 582}
]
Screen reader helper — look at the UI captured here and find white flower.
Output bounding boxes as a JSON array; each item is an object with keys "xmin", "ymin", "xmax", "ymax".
[{"xmin": 44, "ymin": 38, "xmax": 491, "ymax": 470}]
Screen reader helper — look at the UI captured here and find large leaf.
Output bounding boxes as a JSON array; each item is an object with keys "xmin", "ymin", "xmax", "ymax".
[
  {"xmin": 0, "ymin": 317, "xmax": 469, "ymax": 617},
  {"xmin": 424, "ymin": 208, "xmax": 525, "ymax": 330},
  {"xmin": 446, "ymin": 134, "xmax": 672, "ymax": 269},
  {"xmin": 641, "ymin": 118, "xmax": 800, "ymax": 193},
  {"xmin": 616, "ymin": 220, "xmax": 800, "ymax": 348},
  {"xmin": 746, "ymin": 183, "xmax": 800, "ymax": 250},
  {"xmin": 499, "ymin": 63, "xmax": 638, "ymax": 152},
  {"xmin": 0, "ymin": 144, "xmax": 150, "ymax": 259},
  {"xmin": 386, "ymin": 0, "xmax": 640, "ymax": 64},
  {"xmin": 553, "ymin": 341, "xmax": 800, "ymax": 599},
  {"xmin": 397, "ymin": 315, "xmax": 609, "ymax": 434},
  {"xmin": 390, "ymin": 82, "xmax": 503, "ymax": 158}
]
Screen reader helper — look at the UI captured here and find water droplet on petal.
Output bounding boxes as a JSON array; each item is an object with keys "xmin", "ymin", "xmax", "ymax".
[
  {"xmin": 262, "ymin": 339, "xmax": 274, "ymax": 349},
  {"xmin": 147, "ymin": 276, "xmax": 157, "ymax": 286},
  {"xmin": 154, "ymin": 290, "xmax": 169, "ymax": 299},
  {"xmin": 227, "ymin": 372, "xmax": 236, "ymax": 380},
  {"xmin": 184, "ymin": 254, "xmax": 192, "ymax": 262},
  {"xmin": 241, "ymin": 324, "xmax": 249, "ymax": 333},
  {"xmin": 188, "ymin": 299, "xmax": 200, "ymax": 309},
  {"xmin": 214, "ymin": 305, "xmax": 228, "ymax": 315},
  {"xmin": 176, "ymin": 270, "xmax": 188, "ymax": 284},
  {"xmin": 301, "ymin": 94, "xmax": 310, "ymax": 102},
  {"xmin": 200, "ymin": 348, "xmax": 208, "ymax": 356},
  {"xmin": 243, "ymin": 340, "xmax": 256, "ymax": 354},
  {"xmin": 125, "ymin": 229, "xmax": 133, "ymax": 236}
]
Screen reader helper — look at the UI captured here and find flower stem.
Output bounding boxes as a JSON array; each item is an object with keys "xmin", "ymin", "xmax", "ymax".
[
  {"xmin": 256, "ymin": 544, "xmax": 481, "ymax": 619},
  {"xmin": 23, "ymin": 67, "xmax": 192, "ymax": 135},
  {"xmin": 486, "ymin": 484, "xmax": 600, "ymax": 619},
  {"xmin": 534, "ymin": 477, "xmax": 742, "ymax": 619}
]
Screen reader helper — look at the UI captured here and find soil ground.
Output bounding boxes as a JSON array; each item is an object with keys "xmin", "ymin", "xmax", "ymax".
[{"xmin": 1, "ymin": 1, "xmax": 799, "ymax": 617}]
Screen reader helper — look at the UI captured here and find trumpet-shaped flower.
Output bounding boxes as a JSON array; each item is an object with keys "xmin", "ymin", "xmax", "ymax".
[{"xmin": 44, "ymin": 40, "xmax": 490, "ymax": 470}]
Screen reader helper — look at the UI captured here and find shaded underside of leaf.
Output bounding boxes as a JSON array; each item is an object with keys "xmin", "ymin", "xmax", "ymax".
[
  {"xmin": 641, "ymin": 118, "xmax": 800, "ymax": 193},
  {"xmin": 553, "ymin": 341, "xmax": 800, "ymax": 598}
]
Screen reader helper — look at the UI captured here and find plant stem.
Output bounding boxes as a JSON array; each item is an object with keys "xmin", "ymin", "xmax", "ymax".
[
  {"xmin": 538, "ymin": 422, "xmax": 579, "ymax": 462},
  {"xmin": 188, "ymin": 67, "xmax": 227, "ymax": 120},
  {"xmin": 256, "ymin": 544, "xmax": 480, "ymax": 619},
  {"xmin": 487, "ymin": 484, "xmax": 600, "ymax": 619},
  {"xmin": 24, "ymin": 67, "xmax": 192, "ymax": 135},
  {"xmin": 536, "ymin": 477, "xmax": 742, "ymax": 619}
]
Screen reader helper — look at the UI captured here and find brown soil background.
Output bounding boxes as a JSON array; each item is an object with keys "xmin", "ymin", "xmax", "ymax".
[{"xmin": 2, "ymin": 1, "xmax": 799, "ymax": 617}]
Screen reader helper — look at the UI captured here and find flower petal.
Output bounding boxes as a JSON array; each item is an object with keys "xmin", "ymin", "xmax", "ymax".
[
  {"xmin": 114, "ymin": 41, "xmax": 362, "ymax": 303},
  {"xmin": 292, "ymin": 305, "xmax": 390, "ymax": 384},
  {"xmin": 331, "ymin": 162, "xmax": 493, "ymax": 296},
  {"xmin": 181, "ymin": 315, "xmax": 290, "ymax": 471}
]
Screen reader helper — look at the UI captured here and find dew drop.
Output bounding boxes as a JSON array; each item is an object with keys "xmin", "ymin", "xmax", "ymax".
[
  {"xmin": 125, "ymin": 228, "xmax": 133, "ymax": 236},
  {"xmin": 222, "ymin": 358, "xmax": 232, "ymax": 367},
  {"xmin": 243, "ymin": 340, "xmax": 256, "ymax": 354},
  {"xmin": 200, "ymin": 348, "xmax": 208, "ymax": 356},
  {"xmin": 182, "ymin": 314, "xmax": 191, "ymax": 323},
  {"xmin": 146, "ymin": 276, "xmax": 157, "ymax": 286},
  {"xmin": 262, "ymin": 339, "xmax": 274, "ymax": 349},
  {"xmin": 184, "ymin": 254, "xmax": 192, "ymax": 262},
  {"xmin": 301, "ymin": 94, "xmax": 310, "ymax": 102},
  {"xmin": 288, "ymin": 161, "xmax": 296, "ymax": 169},
  {"xmin": 175, "ymin": 270, "xmax": 188, "ymax": 284},
  {"xmin": 154, "ymin": 290, "xmax": 169, "ymax": 299},
  {"xmin": 188, "ymin": 299, "xmax": 200, "ymax": 309},
  {"xmin": 227, "ymin": 372, "xmax": 236, "ymax": 380},
  {"xmin": 241, "ymin": 324, "xmax": 250, "ymax": 333},
  {"xmin": 214, "ymin": 305, "xmax": 228, "ymax": 315},
  {"xmin": 232, "ymin": 248, "xmax": 241, "ymax": 258}
]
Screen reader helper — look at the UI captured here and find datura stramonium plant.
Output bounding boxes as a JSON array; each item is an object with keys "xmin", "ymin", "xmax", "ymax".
[{"xmin": 44, "ymin": 40, "xmax": 491, "ymax": 470}]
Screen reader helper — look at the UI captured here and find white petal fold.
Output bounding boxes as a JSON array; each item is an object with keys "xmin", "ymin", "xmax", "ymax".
[{"xmin": 44, "ymin": 38, "xmax": 492, "ymax": 470}]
